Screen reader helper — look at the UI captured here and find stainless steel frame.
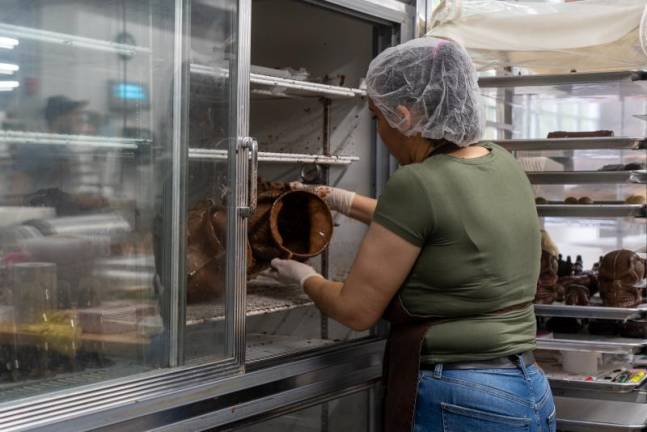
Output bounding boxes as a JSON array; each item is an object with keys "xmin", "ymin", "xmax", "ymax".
[
  {"xmin": 0, "ymin": 340, "xmax": 383, "ymax": 432},
  {"xmin": 0, "ymin": 0, "xmax": 419, "ymax": 430}
]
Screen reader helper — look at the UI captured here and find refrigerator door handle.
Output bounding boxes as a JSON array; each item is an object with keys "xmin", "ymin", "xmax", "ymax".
[{"xmin": 239, "ymin": 136, "xmax": 258, "ymax": 217}]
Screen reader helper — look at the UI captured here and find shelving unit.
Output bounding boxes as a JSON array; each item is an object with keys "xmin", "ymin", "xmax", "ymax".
[{"xmin": 490, "ymin": 65, "xmax": 647, "ymax": 430}]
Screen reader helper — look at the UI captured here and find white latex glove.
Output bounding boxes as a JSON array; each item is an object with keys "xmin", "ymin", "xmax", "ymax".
[
  {"xmin": 270, "ymin": 258, "xmax": 323, "ymax": 289},
  {"xmin": 289, "ymin": 182, "xmax": 355, "ymax": 215}
]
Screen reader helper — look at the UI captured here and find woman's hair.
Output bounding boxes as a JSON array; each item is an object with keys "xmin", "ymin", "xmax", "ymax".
[{"xmin": 365, "ymin": 37, "xmax": 484, "ymax": 147}]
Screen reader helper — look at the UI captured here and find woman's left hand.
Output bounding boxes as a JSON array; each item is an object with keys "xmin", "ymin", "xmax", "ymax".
[{"xmin": 270, "ymin": 258, "xmax": 323, "ymax": 288}]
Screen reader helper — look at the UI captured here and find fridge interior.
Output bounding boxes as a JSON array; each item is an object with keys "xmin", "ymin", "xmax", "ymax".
[{"xmin": 181, "ymin": 0, "xmax": 392, "ymax": 364}]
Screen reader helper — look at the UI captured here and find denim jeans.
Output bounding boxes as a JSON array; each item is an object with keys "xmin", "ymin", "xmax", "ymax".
[{"xmin": 414, "ymin": 355, "xmax": 556, "ymax": 432}]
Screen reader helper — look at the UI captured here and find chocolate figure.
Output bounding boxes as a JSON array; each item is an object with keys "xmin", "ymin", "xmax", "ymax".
[{"xmin": 598, "ymin": 250, "xmax": 646, "ymax": 308}]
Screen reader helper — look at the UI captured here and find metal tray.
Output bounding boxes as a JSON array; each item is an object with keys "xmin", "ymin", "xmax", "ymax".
[
  {"xmin": 555, "ymin": 396, "xmax": 647, "ymax": 432},
  {"xmin": 536, "ymin": 204, "xmax": 646, "ymax": 218},
  {"xmin": 536, "ymin": 333, "xmax": 647, "ymax": 354},
  {"xmin": 535, "ymin": 303, "xmax": 647, "ymax": 320},
  {"xmin": 494, "ymin": 137, "xmax": 646, "ymax": 151},
  {"xmin": 527, "ymin": 170, "xmax": 647, "ymax": 185},
  {"xmin": 547, "ymin": 369, "xmax": 647, "ymax": 394}
]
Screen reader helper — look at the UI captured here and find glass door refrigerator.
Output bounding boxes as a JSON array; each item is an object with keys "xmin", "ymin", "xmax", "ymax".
[{"xmin": 0, "ymin": 0, "xmax": 415, "ymax": 431}]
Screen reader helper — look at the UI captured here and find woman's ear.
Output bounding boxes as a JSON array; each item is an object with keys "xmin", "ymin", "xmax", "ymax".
[{"xmin": 396, "ymin": 105, "xmax": 413, "ymax": 130}]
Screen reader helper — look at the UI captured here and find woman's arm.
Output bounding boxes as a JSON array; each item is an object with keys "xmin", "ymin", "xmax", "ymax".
[
  {"xmin": 290, "ymin": 182, "xmax": 376, "ymax": 225},
  {"xmin": 347, "ymin": 194, "xmax": 377, "ymax": 225},
  {"xmin": 272, "ymin": 222, "xmax": 420, "ymax": 331}
]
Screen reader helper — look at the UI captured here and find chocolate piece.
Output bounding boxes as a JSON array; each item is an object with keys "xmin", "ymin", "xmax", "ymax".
[
  {"xmin": 599, "ymin": 250, "xmax": 647, "ymax": 308},
  {"xmin": 588, "ymin": 319, "xmax": 621, "ymax": 336},
  {"xmin": 547, "ymin": 130, "xmax": 614, "ymax": 138},
  {"xmin": 535, "ymin": 197, "xmax": 548, "ymax": 204},
  {"xmin": 625, "ymin": 195, "xmax": 646, "ymax": 205},
  {"xmin": 621, "ymin": 320, "xmax": 647, "ymax": 338},
  {"xmin": 564, "ymin": 284, "xmax": 590, "ymax": 306},
  {"xmin": 186, "ymin": 200, "xmax": 227, "ymax": 303},
  {"xmin": 535, "ymin": 251, "xmax": 559, "ymax": 304},
  {"xmin": 578, "ymin": 197, "xmax": 594, "ymax": 205},
  {"xmin": 28, "ymin": 188, "xmax": 109, "ymax": 216},
  {"xmin": 546, "ymin": 317, "xmax": 583, "ymax": 333},
  {"xmin": 564, "ymin": 197, "xmax": 579, "ymax": 204},
  {"xmin": 562, "ymin": 272, "xmax": 599, "ymax": 297},
  {"xmin": 624, "ymin": 162, "xmax": 646, "ymax": 171}
]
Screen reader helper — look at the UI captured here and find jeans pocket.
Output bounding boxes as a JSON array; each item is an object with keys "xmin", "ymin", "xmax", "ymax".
[
  {"xmin": 546, "ymin": 407, "xmax": 557, "ymax": 432},
  {"xmin": 441, "ymin": 402, "xmax": 531, "ymax": 432}
]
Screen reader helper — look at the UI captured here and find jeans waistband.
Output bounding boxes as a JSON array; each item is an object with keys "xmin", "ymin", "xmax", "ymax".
[{"xmin": 423, "ymin": 351, "xmax": 536, "ymax": 371}]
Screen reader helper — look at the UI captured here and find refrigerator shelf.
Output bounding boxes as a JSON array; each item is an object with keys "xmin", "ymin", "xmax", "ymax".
[
  {"xmin": 0, "ymin": 130, "xmax": 148, "ymax": 150},
  {"xmin": 186, "ymin": 281, "xmax": 313, "ymax": 326},
  {"xmin": 527, "ymin": 171, "xmax": 647, "ymax": 185},
  {"xmin": 0, "ymin": 23, "xmax": 150, "ymax": 56},
  {"xmin": 190, "ymin": 63, "xmax": 366, "ymax": 99},
  {"xmin": 494, "ymin": 137, "xmax": 646, "ymax": 152},
  {"xmin": 536, "ymin": 334, "xmax": 647, "ymax": 354},
  {"xmin": 478, "ymin": 70, "xmax": 645, "ymax": 88},
  {"xmin": 189, "ymin": 148, "xmax": 358, "ymax": 166},
  {"xmin": 536, "ymin": 204, "xmax": 646, "ymax": 218}
]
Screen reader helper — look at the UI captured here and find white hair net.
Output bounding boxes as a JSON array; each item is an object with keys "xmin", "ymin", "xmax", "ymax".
[{"xmin": 365, "ymin": 37, "xmax": 484, "ymax": 146}]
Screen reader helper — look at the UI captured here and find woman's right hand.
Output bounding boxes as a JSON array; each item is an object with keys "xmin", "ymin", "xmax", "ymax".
[{"xmin": 289, "ymin": 182, "xmax": 356, "ymax": 215}]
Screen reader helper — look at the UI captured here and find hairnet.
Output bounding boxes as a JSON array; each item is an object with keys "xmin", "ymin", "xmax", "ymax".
[{"xmin": 365, "ymin": 37, "xmax": 484, "ymax": 146}]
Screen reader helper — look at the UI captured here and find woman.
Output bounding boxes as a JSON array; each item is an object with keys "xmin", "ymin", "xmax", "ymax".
[{"xmin": 271, "ymin": 37, "xmax": 556, "ymax": 432}]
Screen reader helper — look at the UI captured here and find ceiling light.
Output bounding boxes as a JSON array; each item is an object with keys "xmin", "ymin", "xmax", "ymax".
[
  {"xmin": 0, "ymin": 63, "xmax": 19, "ymax": 75},
  {"xmin": 0, "ymin": 37, "xmax": 19, "ymax": 50},
  {"xmin": 0, "ymin": 80, "xmax": 19, "ymax": 91}
]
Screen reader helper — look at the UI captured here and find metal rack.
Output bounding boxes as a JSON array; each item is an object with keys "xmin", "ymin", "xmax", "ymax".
[
  {"xmin": 535, "ymin": 304, "xmax": 647, "ymax": 321},
  {"xmin": 478, "ymin": 70, "xmax": 646, "ymax": 88},
  {"xmin": 494, "ymin": 137, "xmax": 646, "ymax": 152},
  {"xmin": 0, "ymin": 23, "xmax": 150, "ymax": 56},
  {"xmin": 186, "ymin": 281, "xmax": 313, "ymax": 326},
  {"xmin": 190, "ymin": 63, "xmax": 367, "ymax": 99},
  {"xmin": 189, "ymin": 148, "xmax": 358, "ymax": 166},
  {"xmin": 0, "ymin": 130, "xmax": 148, "ymax": 150},
  {"xmin": 527, "ymin": 171, "xmax": 647, "ymax": 185},
  {"xmin": 536, "ymin": 204, "xmax": 646, "ymax": 218},
  {"xmin": 536, "ymin": 334, "xmax": 647, "ymax": 355}
]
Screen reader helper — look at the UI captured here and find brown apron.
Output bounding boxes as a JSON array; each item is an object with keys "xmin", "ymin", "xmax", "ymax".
[{"xmin": 381, "ymin": 297, "xmax": 532, "ymax": 432}]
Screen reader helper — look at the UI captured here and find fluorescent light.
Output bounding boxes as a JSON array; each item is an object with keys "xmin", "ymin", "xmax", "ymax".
[
  {"xmin": 0, "ymin": 63, "xmax": 19, "ymax": 75},
  {"xmin": 0, "ymin": 81, "xmax": 19, "ymax": 91},
  {"xmin": 0, "ymin": 37, "xmax": 19, "ymax": 50}
]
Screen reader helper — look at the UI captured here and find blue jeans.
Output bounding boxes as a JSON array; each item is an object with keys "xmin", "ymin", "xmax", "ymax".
[{"xmin": 414, "ymin": 356, "xmax": 556, "ymax": 432}]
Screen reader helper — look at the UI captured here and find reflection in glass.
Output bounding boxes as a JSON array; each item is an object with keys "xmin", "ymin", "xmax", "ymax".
[{"xmin": 0, "ymin": 0, "xmax": 176, "ymax": 401}]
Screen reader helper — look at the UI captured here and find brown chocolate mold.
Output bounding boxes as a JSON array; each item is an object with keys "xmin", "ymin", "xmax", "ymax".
[
  {"xmin": 269, "ymin": 190, "xmax": 333, "ymax": 261},
  {"xmin": 186, "ymin": 183, "xmax": 334, "ymax": 302}
]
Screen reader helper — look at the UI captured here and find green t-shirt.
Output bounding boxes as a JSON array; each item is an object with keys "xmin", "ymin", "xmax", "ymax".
[{"xmin": 373, "ymin": 143, "xmax": 541, "ymax": 363}]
